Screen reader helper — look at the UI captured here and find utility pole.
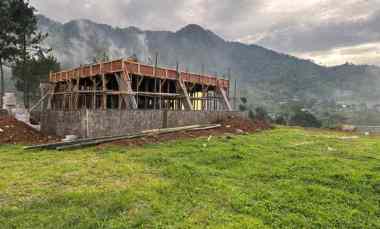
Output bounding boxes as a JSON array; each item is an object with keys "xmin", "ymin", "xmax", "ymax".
[
  {"xmin": 154, "ymin": 51, "xmax": 159, "ymax": 109},
  {"xmin": 176, "ymin": 61, "xmax": 179, "ymax": 110},
  {"xmin": 227, "ymin": 68, "xmax": 231, "ymax": 98},
  {"xmin": 234, "ymin": 79, "xmax": 237, "ymax": 110},
  {"xmin": 0, "ymin": 58, "xmax": 4, "ymax": 109}
]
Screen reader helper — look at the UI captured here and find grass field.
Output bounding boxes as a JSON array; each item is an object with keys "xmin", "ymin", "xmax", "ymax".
[{"xmin": 1, "ymin": 127, "xmax": 380, "ymax": 228}]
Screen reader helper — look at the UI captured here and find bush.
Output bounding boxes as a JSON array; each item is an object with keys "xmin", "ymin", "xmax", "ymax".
[
  {"xmin": 239, "ymin": 104, "xmax": 248, "ymax": 112},
  {"xmin": 248, "ymin": 106, "xmax": 271, "ymax": 123},
  {"xmin": 290, "ymin": 110, "xmax": 322, "ymax": 128},
  {"xmin": 274, "ymin": 115, "xmax": 287, "ymax": 125},
  {"xmin": 254, "ymin": 107, "xmax": 269, "ymax": 121}
]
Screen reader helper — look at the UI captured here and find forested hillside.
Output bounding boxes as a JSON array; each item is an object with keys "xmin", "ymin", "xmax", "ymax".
[{"xmin": 37, "ymin": 15, "xmax": 380, "ymax": 112}]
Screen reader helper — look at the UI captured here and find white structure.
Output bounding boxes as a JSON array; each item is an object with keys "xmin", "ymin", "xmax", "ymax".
[{"xmin": 3, "ymin": 92, "xmax": 17, "ymax": 110}]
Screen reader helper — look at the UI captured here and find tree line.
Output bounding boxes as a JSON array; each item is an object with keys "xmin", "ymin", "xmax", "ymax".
[
  {"xmin": 0, "ymin": 0, "xmax": 59, "ymax": 109},
  {"xmin": 239, "ymin": 97, "xmax": 324, "ymax": 128}
]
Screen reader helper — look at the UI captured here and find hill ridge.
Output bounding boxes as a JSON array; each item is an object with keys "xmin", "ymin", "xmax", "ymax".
[{"xmin": 37, "ymin": 15, "xmax": 380, "ymax": 110}]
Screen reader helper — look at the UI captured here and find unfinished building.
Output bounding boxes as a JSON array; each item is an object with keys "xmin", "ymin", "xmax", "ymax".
[{"xmin": 41, "ymin": 58, "xmax": 244, "ymax": 138}]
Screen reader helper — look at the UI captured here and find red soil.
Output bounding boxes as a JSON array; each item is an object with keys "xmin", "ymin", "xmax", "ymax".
[
  {"xmin": 0, "ymin": 115, "xmax": 271, "ymax": 146},
  {"xmin": 0, "ymin": 117, "xmax": 55, "ymax": 145},
  {"xmin": 108, "ymin": 117, "xmax": 272, "ymax": 147}
]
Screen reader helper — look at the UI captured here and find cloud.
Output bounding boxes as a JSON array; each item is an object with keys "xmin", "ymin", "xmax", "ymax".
[
  {"xmin": 296, "ymin": 42, "xmax": 380, "ymax": 66},
  {"xmin": 30, "ymin": 0, "xmax": 380, "ymax": 66},
  {"xmin": 256, "ymin": 7, "xmax": 380, "ymax": 53}
]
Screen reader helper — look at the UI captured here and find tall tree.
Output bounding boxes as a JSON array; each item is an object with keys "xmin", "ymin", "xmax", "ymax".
[
  {"xmin": 9, "ymin": 0, "xmax": 45, "ymax": 108},
  {"xmin": 0, "ymin": 0, "xmax": 18, "ymax": 108},
  {"xmin": 12, "ymin": 51, "xmax": 60, "ymax": 102}
]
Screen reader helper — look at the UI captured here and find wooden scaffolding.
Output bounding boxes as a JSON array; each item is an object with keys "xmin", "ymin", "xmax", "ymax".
[{"xmin": 46, "ymin": 59, "xmax": 232, "ymax": 111}]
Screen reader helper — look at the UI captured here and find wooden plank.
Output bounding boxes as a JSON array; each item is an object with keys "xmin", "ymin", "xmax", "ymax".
[
  {"xmin": 72, "ymin": 78, "xmax": 80, "ymax": 110},
  {"xmin": 177, "ymin": 78, "xmax": 193, "ymax": 111},
  {"xmin": 47, "ymin": 84, "xmax": 55, "ymax": 110},
  {"xmin": 49, "ymin": 59, "xmax": 229, "ymax": 89},
  {"xmin": 120, "ymin": 67, "xmax": 138, "ymax": 109},
  {"xmin": 217, "ymin": 86, "xmax": 232, "ymax": 111},
  {"xmin": 102, "ymin": 74, "xmax": 107, "ymax": 109}
]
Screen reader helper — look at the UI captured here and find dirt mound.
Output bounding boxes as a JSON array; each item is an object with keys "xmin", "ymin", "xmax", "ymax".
[
  {"xmin": 109, "ymin": 117, "xmax": 272, "ymax": 147},
  {"xmin": 220, "ymin": 117, "xmax": 270, "ymax": 132},
  {"xmin": 0, "ymin": 117, "xmax": 55, "ymax": 145}
]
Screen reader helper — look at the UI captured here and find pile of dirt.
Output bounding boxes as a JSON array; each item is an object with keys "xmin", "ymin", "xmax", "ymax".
[
  {"xmin": 220, "ymin": 117, "xmax": 270, "ymax": 132},
  {"xmin": 0, "ymin": 117, "xmax": 55, "ymax": 145},
  {"xmin": 110, "ymin": 117, "xmax": 272, "ymax": 147}
]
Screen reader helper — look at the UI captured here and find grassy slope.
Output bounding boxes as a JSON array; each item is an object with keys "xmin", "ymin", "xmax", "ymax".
[{"xmin": 0, "ymin": 127, "xmax": 380, "ymax": 228}]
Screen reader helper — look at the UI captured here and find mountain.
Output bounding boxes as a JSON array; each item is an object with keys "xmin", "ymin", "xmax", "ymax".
[{"xmin": 37, "ymin": 15, "xmax": 380, "ymax": 111}]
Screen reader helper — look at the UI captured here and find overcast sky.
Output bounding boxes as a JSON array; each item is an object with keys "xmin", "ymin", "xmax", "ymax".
[{"xmin": 31, "ymin": 0, "xmax": 380, "ymax": 66}]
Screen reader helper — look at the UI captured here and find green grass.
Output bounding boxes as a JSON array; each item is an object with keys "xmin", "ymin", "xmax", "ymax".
[{"xmin": 1, "ymin": 127, "xmax": 380, "ymax": 228}]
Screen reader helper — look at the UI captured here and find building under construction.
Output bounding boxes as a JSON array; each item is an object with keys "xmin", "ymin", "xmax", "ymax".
[
  {"xmin": 41, "ymin": 58, "xmax": 243, "ymax": 138},
  {"xmin": 47, "ymin": 58, "xmax": 232, "ymax": 112}
]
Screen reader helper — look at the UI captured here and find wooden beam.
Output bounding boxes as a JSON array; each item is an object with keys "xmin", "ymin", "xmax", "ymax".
[
  {"xmin": 72, "ymin": 77, "xmax": 80, "ymax": 110},
  {"xmin": 102, "ymin": 74, "xmax": 107, "ymax": 110},
  {"xmin": 115, "ymin": 73, "xmax": 129, "ymax": 109},
  {"xmin": 47, "ymin": 83, "xmax": 55, "ymax": 110},
  {"xmin": 189, "ymin": 82, "xmax": 197, "ymax": 92},
  {"xmin": 120, "ymin": 67, "xmax": 138, "ymax": 109},
  {"xmin": 177, "ymin": 78, "xmax": 193, "ymax": 111},
  {"xmin": 137, "ymin": 76, "xmax": 144, "ymax": 89},
  {"xmin": 136, "ymin": 92, "xmax": 181, "ymax": 97},
  {"xmin": 91, "ymin": 78, "xmax": 96, "ymax": 110},
  {"xmin": 217, "ymin": 86, "xmax": 233, "ymax": 111}
]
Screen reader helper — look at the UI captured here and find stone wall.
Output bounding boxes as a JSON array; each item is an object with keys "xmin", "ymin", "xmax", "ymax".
[
  {"xmin": 166, "ymin": 111, "xmax": 244, "ymax": 127},
  {"xmin": 86, "ymin": 110, "xmax": 164, "ymax": 137},
  {"xmin": 41, "ymin": 109, "xmax": 247, "ymax": 138},
  {"xmin": 41, "ymin": 111, "xmax": 85, "ymax": 137}
]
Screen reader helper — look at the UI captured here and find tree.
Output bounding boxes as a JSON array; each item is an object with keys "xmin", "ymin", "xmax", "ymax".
[
  {"xmin": 254, "ymin": 106, "xmax": 269, "ymax": 121},
  {"xmin": 321, "ymin": 112, "xmax": 347, "ymax": 128},
  {"xmin": 289, "ymin": 110, "xmax": 322, "ymax": 128},
  {"xmin": 239, "ymin": 97, "xmax": 248, "ymax": 111},
  {"xmin": 12, "ymin": 52, "xmax": 60, "ymax": 102},
  {"xmin": 248, "ymin": 106, "xmax": 271, "ymax": 122},
  {"xmin": 9, "ymin": 0, "xmax": 46, "ymax": 108},
  {"xmin": 274, "ymin": 115, "xmax": 287, "ymax": 125},
  {"xmin": 90, "ymin": 51, "xmax": 110, "ymax": 64},
  {"xmin": 0, "ymin": 0, "xmax": 47, "ymax": 108},
  {"xmin": 0, "ymin": 0, "xmax": 18, "ymax": 107}
]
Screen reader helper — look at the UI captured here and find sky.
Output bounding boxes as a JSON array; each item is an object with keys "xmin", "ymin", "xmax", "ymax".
[{"xmin": 30, "ymin": 0, "xmax": 380, "ymax": 67}]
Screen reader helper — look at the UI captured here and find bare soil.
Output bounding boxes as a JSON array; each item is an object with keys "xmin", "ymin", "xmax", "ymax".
[
  {"xmin": 0, "ymin": 116, "xmax": 271, "ymax": 146},
  {"xmin": 108, "ymin": 117, "xmax": 272, "ymax": 147},
  {"xmin": 0, "ymin": 117, "xmax": 56, "ymax": 145}
]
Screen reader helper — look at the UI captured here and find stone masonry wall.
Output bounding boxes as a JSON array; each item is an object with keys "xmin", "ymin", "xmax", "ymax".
[
  {"xmin": 41, "ymin": 110, "xmax": 247, "ymax": 138},
  {"xmin": 41, "ymin": 110, "xmax": 86, "ymax": 137}
]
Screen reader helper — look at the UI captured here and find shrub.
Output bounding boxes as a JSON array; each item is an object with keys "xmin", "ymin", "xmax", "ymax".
[{"xmin": 290, "ymin": 110, "xmax": 322, "ymax": 128}]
